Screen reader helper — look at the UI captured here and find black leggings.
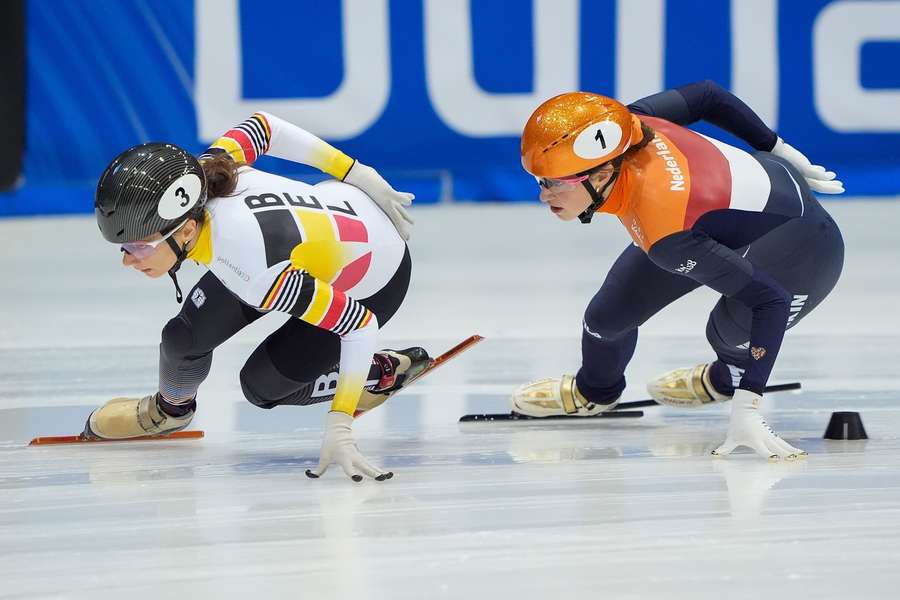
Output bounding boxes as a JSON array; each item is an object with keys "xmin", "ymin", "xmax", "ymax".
[{"xmin": 158, "ymin": 247, "xmax": 411, "ymax": 409}]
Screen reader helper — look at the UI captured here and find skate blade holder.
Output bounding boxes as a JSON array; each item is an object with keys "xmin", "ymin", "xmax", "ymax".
[
  {"xmin": 29, "ymin": 430, "xmax": 205, "ymax": 446},
  {"xmin": 459, "ymin": 410, "xmax": 644, "ymax": 422}
]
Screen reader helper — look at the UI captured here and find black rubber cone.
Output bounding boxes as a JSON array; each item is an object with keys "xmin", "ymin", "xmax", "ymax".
[{"xmin": 823, "ymin": 411, "xmax": 868, "ymax": 440}]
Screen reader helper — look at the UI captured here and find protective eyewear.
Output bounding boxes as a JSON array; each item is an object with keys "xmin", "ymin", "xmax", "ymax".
[
  {"xmin": 536, "ymin": 173, "xmax": 590, "ymax": 189},
  {"xmin": 120, "ymin": 220, "xmax": 188, "ymax": 259}
]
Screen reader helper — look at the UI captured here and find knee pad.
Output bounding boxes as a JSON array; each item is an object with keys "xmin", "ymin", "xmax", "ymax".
[
  {"xmin": 160, "ymin": 315, "xmax": 195, "ymax": 361},
  {"xmin": 240, "ymin": 346, "xmax": 319, "ymax": 409},
  {"xmin": 239, "ymin": 351, "xmax": 284, "ymax": 410},
  {"xmin": 582, "ymin": 294, "xmax": 639, "ymax": 340},
  {"xmin": 239, "ymin": 366, "xmax": 276, "ymax": 410},
  {"xmin": 706, "ymin": 309, "xmax": 750, "ymax": 365},
  {"xmin": 582, "ymin": 312, "xmax": 631, "ymax": 341}
]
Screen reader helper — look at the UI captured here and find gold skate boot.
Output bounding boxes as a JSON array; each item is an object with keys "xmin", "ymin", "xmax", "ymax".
[
  {"xmin": 82, "ymin": 393, "xmax": 194, "ymax": 440},
  {"xmin": 647, "ymin": 363, "xmax": 732, "ymax": 408},
  {"xmin": 511, "ymin": 375, "xmax": 618, "ymax": 417}
]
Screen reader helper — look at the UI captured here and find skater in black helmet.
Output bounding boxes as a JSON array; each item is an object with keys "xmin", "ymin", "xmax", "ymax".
[{"xmin": 88, "ymin": 112, "xmax": 430, "ymax": 481}]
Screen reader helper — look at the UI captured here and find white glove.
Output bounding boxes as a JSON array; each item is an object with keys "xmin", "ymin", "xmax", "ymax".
[
  {"xmin": 771, "ymin": 138, "xmax": 845, "ymax": 194},
  {"xmin": 712, "ymin": 389, "xmax": 807, "ymax": 460},
  {"xmin": 343, "ymin": 161, "xmax": 414, "ymax": 240},
  {"xmin": 305, "ymin": 411, "xmax": 393, "ymax": 482}
]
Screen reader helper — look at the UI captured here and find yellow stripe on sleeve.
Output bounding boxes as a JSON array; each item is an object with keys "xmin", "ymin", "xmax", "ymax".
[
  {"xmin": 262, "ymin": 269, "xmax": 291, "ymax": 309},
  {"xmin": 330, "ymin": 374, "xmax": 366, "ymax": 415},
  {"xmin": 356, "ymin": 310, "xmax": 373, "ymax": 330},
  {"xmin": 315, "ymin": 146, "xmax": 355, "ymax": 180},
  {"xmin": 211, "ymin": 137, "xmax": 247, "ymax": 164},
  {"xmin": 299, "ymin": 279, "xmax": 333, "ymax": 325}
]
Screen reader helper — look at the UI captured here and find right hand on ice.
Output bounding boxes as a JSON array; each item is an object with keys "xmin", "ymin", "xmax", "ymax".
[
  {"xmin": 712, "ymin": 389, "xmax": 807, "ymax": 461},
  {"xmin": 343, "ymin": 161, "xmax": 414, "ymax": 240},
  {"xmin": 771, "ymin": 138, "xmax": 845, "ymax": 194},
  {"xmin": 306, "ymin": 411, "xmax": 393, "ymax": 482}
]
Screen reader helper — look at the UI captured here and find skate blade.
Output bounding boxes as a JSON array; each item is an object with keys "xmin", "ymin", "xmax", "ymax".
[
  {"xmin": 353, "ymin": 335, "xmax": 484, "ymax": 418},
  {"xmin": 29, "ymin": 430, "xmax": 205, "ymax": 446},
  {"xmin": 414, "ymin": 335, "xmax": 484, "ymax": 380},
  {"xmin": 459, "ymin": 411, "xmax": 644, "ymax": 422},
  {"xmin": 610, "ymin": 381, "xmax": 803, "ymax": 412}
]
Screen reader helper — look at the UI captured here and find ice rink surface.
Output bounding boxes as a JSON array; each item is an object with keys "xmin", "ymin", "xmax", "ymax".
[{"xmin": 1, "ymin": 201, "xmax": 899, "ymax": 599}]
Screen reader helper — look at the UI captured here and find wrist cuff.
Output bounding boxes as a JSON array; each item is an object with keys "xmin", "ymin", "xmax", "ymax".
[{"xmin": 325, "ymin": 152, "xmax": 355, "ymax": 181}]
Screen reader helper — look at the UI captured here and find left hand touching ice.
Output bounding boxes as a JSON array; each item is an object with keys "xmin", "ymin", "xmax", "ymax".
[
  {"xmin": 305, "ymin": 411, "xmax": 394, "ymax": 482},
  {"xmin": 771, "ymin": 138, "xmax": 845, "ymax": 194},
  {"xmin": 343, "ymin": 161, "xmax": 414, "ymax": 240},
  {"xmin": 712, "ymin": 389, "xmax": 807, "ymax": 461}
]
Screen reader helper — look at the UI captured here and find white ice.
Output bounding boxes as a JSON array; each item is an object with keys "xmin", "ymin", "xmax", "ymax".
[{"xmin": 1, "ymin": 201, "xmax": 899, "ymax": 599}]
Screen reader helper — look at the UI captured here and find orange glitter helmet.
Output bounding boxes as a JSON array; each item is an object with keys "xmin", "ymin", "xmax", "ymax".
[{"xmin": 521, "ymin": 92, "xmax": 644, "ymax": 179}]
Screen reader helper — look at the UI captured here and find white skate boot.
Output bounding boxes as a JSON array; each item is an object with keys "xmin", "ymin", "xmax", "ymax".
[{"xmin": 511, "ymin": 375, "xmax": 618, "ymax": 417}]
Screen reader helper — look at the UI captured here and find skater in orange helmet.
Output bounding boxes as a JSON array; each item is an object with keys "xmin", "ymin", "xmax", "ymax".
[{"xmin": 515, "ymin": 81, "xmax": 845, "ymax": 460}]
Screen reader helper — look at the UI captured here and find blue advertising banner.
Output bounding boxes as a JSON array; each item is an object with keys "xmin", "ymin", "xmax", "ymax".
[{"xmin": 4, "ymin": 0, "xmax": 900, "ymax": 216}]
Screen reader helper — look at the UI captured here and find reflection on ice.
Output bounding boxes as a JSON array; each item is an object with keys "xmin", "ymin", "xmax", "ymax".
[{"xmin": 713, "ymin": 459, "xmax": 809, "ymax": 519}]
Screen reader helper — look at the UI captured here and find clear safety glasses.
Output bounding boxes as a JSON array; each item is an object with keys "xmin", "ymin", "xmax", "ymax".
[
  {"xmin": 536, "ymin": 173, "xmax": 590, "ymax": 189},
  {"xmin": 120, "ymin": 220, "xmax": 188, "ymax": 259}
]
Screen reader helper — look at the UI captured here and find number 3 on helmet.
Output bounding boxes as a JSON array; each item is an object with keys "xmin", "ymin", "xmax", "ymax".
[
  {"xmin": 95, "ymin": 143, "xmax": 207, "ymax": 244},
  {"xmin": 521, "ymin": 92, "xmax": 644, "ymax": 179}
]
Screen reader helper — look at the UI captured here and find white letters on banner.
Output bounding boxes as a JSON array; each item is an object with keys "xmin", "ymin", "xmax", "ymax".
[
  {"xmin": 814, "ymin": 1, "xmax": 900, "ymax": 131},
  {"xmin": 424, "ymin": 0, "xmax": 579, "ymax": 138},
  {"xmin": 615, "ymin": 0, "xmax": 665, "ymax": 104},
  {"xmin": 194, "ymin": 0, "xmax": 390, "ymax": 141},
  {"xmin": 193, "ymin": 0, "xmax": 900, "ymax": 142},
  {"xmin": 617, "ymin": 0, "xmax": 779, "ymax": 128},
  {"xmin": 731, "ymin": 0, "xmax": 778, "ymax": 129}
]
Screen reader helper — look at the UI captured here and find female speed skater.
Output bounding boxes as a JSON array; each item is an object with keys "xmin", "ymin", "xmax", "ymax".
[
  {"xmin": 513, "ymin": 80, "xmax": 845, "ymax": 460},
  {"xmin": 87, "ymin": 111, "xmax": 431, "ymax": 481}
]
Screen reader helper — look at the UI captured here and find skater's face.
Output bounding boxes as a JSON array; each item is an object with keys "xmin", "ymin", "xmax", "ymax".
[
  {"xmin": 120, "ymin": 219, "xmax": 199, "ymax": 278},
  {"xmin": 538, "ymin": 163, "xmax": 615, "ymax": 221}
]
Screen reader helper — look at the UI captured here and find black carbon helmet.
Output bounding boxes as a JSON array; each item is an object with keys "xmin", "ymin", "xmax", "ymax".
[{"xmin": 95, "ymin": 142, "xmax": 207, "ymax": 243}]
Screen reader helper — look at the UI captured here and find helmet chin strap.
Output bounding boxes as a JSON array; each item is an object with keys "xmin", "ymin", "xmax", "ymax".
[
  {"xmin": 164, "ymin": 236, "xmax": 189, "ymax": 304},
  {"xmin": 577, "ymin": 156, "xmax": 624, "ymax": 224}
]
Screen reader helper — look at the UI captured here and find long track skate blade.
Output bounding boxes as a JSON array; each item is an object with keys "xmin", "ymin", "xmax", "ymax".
[
  {"xmin": 459, "ymin": 410, "xmax": 644, "ymax": 422},
  {"xmin": 29, "ymin": 430, "xmax": 205, "ymax": 446}
]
